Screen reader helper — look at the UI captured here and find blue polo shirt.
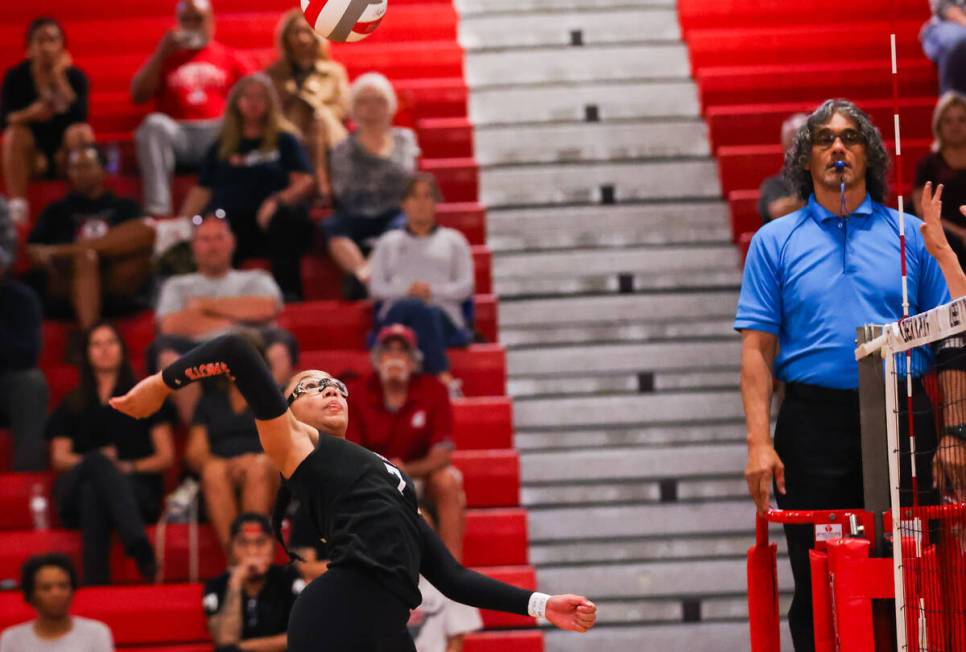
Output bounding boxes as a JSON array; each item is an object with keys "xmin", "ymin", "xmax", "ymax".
[{"xmin": 734, "ymin": 194, "xmax": 949, "ymax": 389}]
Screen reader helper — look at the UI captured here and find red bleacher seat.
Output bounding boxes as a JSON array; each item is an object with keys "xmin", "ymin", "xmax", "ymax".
[
  {"xmin": 697, "ymin": 60, "xmax": 937, "ymax": 113},
  {"xmin": 0, "ymin": 508, "xmax": 528, "ymax": 583},
  {"xmin": 422, "ymin": 158, "xmax": 480, "ymax": 204},
  {"xmin": 452, "ymin": 397, "xmax": 514, "ymax": 450},
  {"xmin": 0, "ymin": 451, "xmax": 515, "ymax": 529},
  {"xmin": 451, "ymin": 449, "xmax": 520, "ymax": 508},
  {"xmin": 728, "ymin": 189, "xmax": 763, "ymax": 244},
  {"xmin": 707, "ymin": 97, "xmax": 937, "ymax": 151},
  {"xmin": 687, "ymin": 21, "xmax": 925, "ymax": 73},
  {"xmin": 419, "ymin": 117, "xmax": 475, "ymax": 159},
  {"xmin": 0, "ymin": 566, "xmax": 533, "ymax": 643},
  {"xmin": 678, "ymin": 0, "xmax": 928, "ymax": 33}
]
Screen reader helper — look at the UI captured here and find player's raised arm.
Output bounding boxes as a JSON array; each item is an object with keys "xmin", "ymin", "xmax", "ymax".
[
  {"xmin": 416, "ymin": 518, "xmax": 597, "ymax": 633},
  {"xmin": 110, "ymin": 333, "xmax": 315, "ymax": 477},
  {"xmin": 920, "ymin": 182, "xmax": 966, "ymax": 298}
]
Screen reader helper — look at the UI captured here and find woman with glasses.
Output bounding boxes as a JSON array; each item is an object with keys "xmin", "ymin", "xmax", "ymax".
[{"xmin": 111, "ymin": 333, "xmax": 597, "ymax": 651}]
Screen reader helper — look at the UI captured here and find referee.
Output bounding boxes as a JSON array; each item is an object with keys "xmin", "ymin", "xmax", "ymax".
[{"xmin": 735, "ymin": 99, "xmax": 950, "ymax": 652}]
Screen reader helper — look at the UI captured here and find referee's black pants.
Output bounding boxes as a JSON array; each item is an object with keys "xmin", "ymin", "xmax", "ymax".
[{"xmin": 775, "ymin": 383, "xmax": 937, "ymax": 652}]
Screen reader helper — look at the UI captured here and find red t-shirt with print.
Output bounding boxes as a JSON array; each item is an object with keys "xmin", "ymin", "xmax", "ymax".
[
  {"xmin": 346, "ymin": 373, "xmax": 454, "ymax": 463},
  {"xmin": 156, "ymin": 42, "xmax": 252, "ymax": 121}
]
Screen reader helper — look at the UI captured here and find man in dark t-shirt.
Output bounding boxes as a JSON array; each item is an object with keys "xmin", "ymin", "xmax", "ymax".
[
  {"xmin": 26, "ymin": 145, "xmax": 157, "ymax": 331},
  {"xmin": 203, "ymin": 513, "xmax": 303, "ymax": 650}
]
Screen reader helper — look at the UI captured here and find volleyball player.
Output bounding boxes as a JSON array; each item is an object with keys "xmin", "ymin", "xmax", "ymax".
[{"xmin": 110, "ymin": 333, "xmax": 597, "ymax": 651}]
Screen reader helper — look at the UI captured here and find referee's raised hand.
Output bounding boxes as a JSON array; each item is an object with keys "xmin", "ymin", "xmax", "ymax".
[{"xmin": 545, "ymin": 595, "xmax": 597, "ymax": 633}]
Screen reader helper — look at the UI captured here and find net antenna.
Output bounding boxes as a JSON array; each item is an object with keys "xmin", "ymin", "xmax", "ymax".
[{"xmin": 887, "ymin": 0, "xmax": 918, "ymax": 645}]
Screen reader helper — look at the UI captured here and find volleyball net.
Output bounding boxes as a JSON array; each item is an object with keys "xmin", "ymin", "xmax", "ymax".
[{"xmin": 861, "ymin": 297, "xmax": 966, "ymax": 651}]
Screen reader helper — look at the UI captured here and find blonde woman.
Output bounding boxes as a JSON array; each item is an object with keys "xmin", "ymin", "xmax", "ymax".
[
  {"xmin": 179, "ymin": 73, "xmax": 315, "ymax": 299},
  {"xmin": 266, "ymin": 9, "xmax": 350, "ymax": 199},
  {"xmin": 324, "ymin": 73, "xmax": 420, "ymax": 298},
  {"xmin": 913, "ymin": 91, "xmax": 966, "ymax": 264}
]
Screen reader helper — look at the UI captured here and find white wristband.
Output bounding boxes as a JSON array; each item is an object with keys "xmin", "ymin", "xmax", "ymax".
[{"xmin": 528, "ymin": 592, "xmax": 551, "ymax": 619}]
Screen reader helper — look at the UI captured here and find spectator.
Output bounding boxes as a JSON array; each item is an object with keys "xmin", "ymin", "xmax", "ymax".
[
  {"xmin": 0, "ymin": 554, "xmax": 112, "ymax": 652},
  {"xmin": 758, "ymin": 113, "xmax": 808, "ymax": 223},
  {"xmin": 151, "ymin": 214, "xmax": 283, "ymax": 423},
  {"xmin": 736, "ymin": 99, "xmax": 948, "ymax": 651},
  {"xmin": 914, "ymin": 92, "xmax": 966, "ymax": 265},
  {"xmin": 0, "ymin": 199, "xmax": 49, "ymax": 471},
  {"xmin": 186, "ymin": 333, "xmax": 279, "ymax": 551},
  {"xmin": 347, "ymin": 324, "xmax": 465, "ymax": 559},
  {"xmin": 202, "ymin": 513, "xmax": 303, "ymax": 651},
  {"xmin": 1, "ymin": 17, "xmax": 94, "ymax": 225},
  {"xmin": 408, "ymin": 501, "xmax": 482, "ymax": 652},
  {"xmin": 131, "ymin": 0, "xmax": 252, "ymax": 217},
  {"xmin": 370, "ymin": 173, "xmax": 474, "ymax": 391},
  {"xmin": 324, "ymin": 73, "xmax": 420, "ymax": 298},
  {"xmin": 921, "ymin": 0, "xmax": 966, "ymax": 94},
  {"xmin": 47, "ymin": 322, "xmax": 175, "ymax": 585},
  {"xmin": 26, "ymin": 145, "xmax": 156, "ymax": 332},
  {"xmin": 264, "ymin": 328, "xmax": 299, "ymax": 388},
  {"xmin": 267, "ymin": 9, "xmax": 350, "ymax": 198},
  {"xmin": 178, "ymin": 73, "xmax": 315, "ymax": 300}
]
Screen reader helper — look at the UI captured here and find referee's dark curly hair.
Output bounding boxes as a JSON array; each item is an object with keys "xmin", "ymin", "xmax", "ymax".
[{"xmin": 784, "ymin": 98, "xmax": 891, "ymax": 203}]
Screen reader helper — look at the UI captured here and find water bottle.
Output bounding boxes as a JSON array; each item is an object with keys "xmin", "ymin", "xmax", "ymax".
[{"xmin": 30, "ymin": 483, "xmax": 49, "ymax": 531}]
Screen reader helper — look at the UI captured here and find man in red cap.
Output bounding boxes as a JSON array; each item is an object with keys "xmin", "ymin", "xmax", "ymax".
[{"xmin": 346, "ymin": 324, "xmax": 466, "ymax": 559}]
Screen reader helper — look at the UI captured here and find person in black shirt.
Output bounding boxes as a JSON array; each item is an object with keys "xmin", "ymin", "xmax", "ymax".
[
  {"xmin": 0, "ymin": 203, "xmax": 49, "ymax": 471},
  {"xmin": 203, "ymin": 513, "xmax": 303, "ymax": 651},
  {"xmin": 914, "ymin": 92, "xmax": 966, "ymax": 267},
  {"xmin": 48, "ymin": 322, "xmax": 175, "ymax": 585},
  {"xmin": 1, "ymin": 17, "xmax": 94, "ymax": 224},
  {"xmin": 27, "ymin": 146, "xmax": 156, "ymax": 331},
  {"xmin": 112, "ymin": 334, "xmax": 597, "ymax": 651},
  {"xmin": 178, "ymin": 72, "xmax": 315, "ymax": 300},
  {"xmin": 187, "ymin": 378, "xmax": 279, "ymax": 552},
  {"xmin": 757, "ymin": 113, "xmax": 807, "ymax": 224}
]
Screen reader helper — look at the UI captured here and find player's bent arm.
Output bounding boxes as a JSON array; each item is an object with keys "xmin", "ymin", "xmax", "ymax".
[
  {"xmin": 418, "ymin": 519, "xmax": 597, "ymax": 633},
  {"xmin": 110, "ymin": 334, "xmax": 314, "ymax": 477}
]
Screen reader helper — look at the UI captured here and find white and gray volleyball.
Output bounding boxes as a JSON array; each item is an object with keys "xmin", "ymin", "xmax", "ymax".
[{"xmin": 300, "ymin": 0, "xmax": 388, "ymax": 42}]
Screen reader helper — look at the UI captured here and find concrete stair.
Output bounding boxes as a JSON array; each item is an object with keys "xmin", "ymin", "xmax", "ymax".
[{"xmin": 457, "ymin": 1, "xmax": 792, "ymax": 648}]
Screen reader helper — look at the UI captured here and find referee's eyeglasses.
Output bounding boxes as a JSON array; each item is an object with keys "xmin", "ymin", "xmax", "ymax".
[
  {"xmin": 287, "ymin": 376, "xmax": 349, "ymax": 406},
  {"xmin": 813, "ymin": 128, "xmax": 865, "ymax": 149}
]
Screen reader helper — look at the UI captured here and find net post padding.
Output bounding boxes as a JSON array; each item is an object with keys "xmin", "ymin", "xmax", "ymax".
[
  {"xmin": 747, "ymin": 514, "xmax": 781, "ymax": 652},
  {"xmin": 827, "ymin": 538, "xmax": 896, "ymax": 651},
  {"xmin": 809, "ymin": 549, "xmax": 835, "ymax": 652}
]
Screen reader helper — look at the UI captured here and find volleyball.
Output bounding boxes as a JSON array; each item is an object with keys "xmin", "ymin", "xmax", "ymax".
[{"xmin": 300, "ymin": 0, "xmax": 388, "ymax": 43}]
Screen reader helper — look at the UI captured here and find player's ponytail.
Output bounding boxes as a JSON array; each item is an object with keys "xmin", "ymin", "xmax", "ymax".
[{"xmin": 271, "ymin": 480, "xmax": 304, "ymax": 563}]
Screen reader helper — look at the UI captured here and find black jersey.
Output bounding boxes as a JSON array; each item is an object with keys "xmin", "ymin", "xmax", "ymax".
[
  {"xmin": 286, "ymin": 433, "xmax": 423, "ymax": 608},
  {"xmin": 202, "ymin": 564, "xmax": 304, "ymax": 638}
]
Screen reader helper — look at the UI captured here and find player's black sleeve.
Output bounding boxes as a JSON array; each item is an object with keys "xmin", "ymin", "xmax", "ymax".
[
  {"xmin": 160, "ymin": 333, "xmax": 288, "ymax": 421},
  {"xmin": 418, "ymin": 517, "xmax": 531, "ymax": 616}
]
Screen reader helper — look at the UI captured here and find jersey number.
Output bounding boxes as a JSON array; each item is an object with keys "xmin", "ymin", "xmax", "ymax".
[{"xmin": 384, "ymin": 463, "xmax": 406, "ymax": 494}]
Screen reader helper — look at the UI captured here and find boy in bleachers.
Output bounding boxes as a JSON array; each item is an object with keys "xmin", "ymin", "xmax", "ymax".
[
  {"xmin": 0, "ymin": 553, "xmax": 112, "ymax": 652},
  {"xmin": 0, "ymin": 198, "xmax": 49, "ymax": 471},
  {"xmin": 26, "ymin": 145, "xmax": 156, "ymax": 334},
  {"xmin": 150, "ymin": 214, "xmax": 283, "ymax": 423},
  {"xmin": 1, "ymin": 17, "xmax": 94, "ymax": 225},
  {"xmin": 202, "ymin": 513, "xmax": 303, "ymax": 651},
  {"xmin": 131, "ymin": 0, "xmax": 252, "ymax": 217},
  {"xmin": 369, "ymin": 173, "xmax": 474, "ymax": 394},
  {"xmin": 347, "ymin": 325, "xmax": 466, "ymax": 560}
]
